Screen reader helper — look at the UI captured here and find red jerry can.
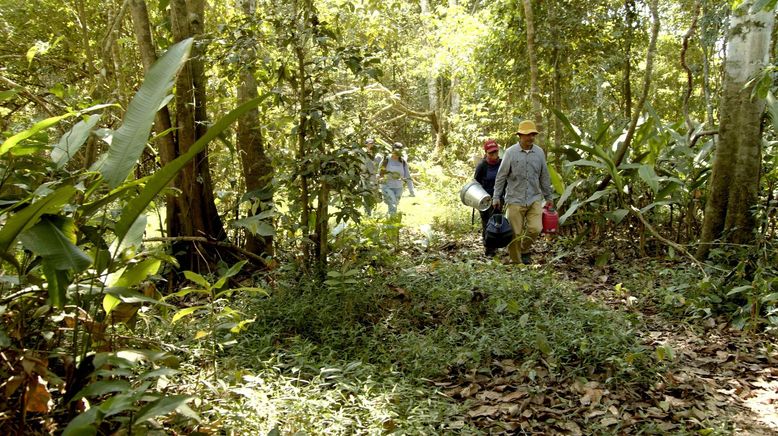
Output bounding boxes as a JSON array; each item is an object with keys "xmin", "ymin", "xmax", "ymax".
[{"xmin": 542, "ymin": 205, "xmax": 559, "ymax": 234}]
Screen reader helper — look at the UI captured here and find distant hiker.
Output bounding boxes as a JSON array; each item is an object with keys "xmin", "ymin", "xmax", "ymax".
[
  {"xmin": 492, "ymin": 120, "xmax": 554, "ymax": 265},
  {"xmin": 474, "ymin": 138, "xmax": 502, "ymax": 257},
  {"xmin": 362, "ymin": 137, "xmax": 382, "ymax": 215},
  {"xmin": 379, "ymin": 142, "xmax": 415, "ymax": 216}
]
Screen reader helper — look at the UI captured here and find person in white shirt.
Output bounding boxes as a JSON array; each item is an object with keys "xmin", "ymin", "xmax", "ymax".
[{"xmin": 379, "ymin": 142, "xmax": 415, "ymax": 216}]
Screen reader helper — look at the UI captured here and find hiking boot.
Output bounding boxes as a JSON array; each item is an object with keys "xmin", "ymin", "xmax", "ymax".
[
  {"xmin": 521, "ymin": 254, "xmax": 532, "ymax": 265},
  {"xmin": 485, "ymin": 248, "xmax": 497, "ymax": 258}
]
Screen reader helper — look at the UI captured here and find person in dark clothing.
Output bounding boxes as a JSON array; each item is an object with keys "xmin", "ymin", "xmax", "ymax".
[{"xmin": 474, "ymin": 138, "xmax": 502, "ymax": 257}]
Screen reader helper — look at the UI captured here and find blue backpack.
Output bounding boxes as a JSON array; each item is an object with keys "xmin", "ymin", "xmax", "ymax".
[{"xmin": 484, "ymin": 213, "xmax": 514, "ymax": 249}]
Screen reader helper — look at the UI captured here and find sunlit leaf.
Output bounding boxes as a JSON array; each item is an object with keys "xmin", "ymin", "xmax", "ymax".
[
  {"xmin": 52, "ymin": 114, "xmax": 101, "ymax": 168},
  {"xmin": 0, "ymin": 186, "xmax": 77, "ymax": 254},
  {"xmin": 171, "ymin": 306, "xmax": 205, "ymax": 323},
  {"xmin": 19, "ymin": 216, "xmax": 92, "ymax": 271},
  {"xmin": 133, "ymin": 395, "xmax": 195, "ymax": 425},
  {"xmin": 94, "ymin": 38, "xmax": 193, "ymax": 188}
]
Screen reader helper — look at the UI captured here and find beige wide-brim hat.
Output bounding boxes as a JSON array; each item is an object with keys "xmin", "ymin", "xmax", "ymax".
[{"xmin": 516, "ymin": 120, "xmax": 539, "ymax": 135}]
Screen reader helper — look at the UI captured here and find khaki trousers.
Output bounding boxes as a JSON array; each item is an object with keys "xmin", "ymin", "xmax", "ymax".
[{"xmin": 505, "ymin": 202, "xmax": 543, "ymax": 262}]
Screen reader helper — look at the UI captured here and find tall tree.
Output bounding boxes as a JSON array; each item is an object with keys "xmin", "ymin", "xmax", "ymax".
[
  {"xmin": 169, "ymin": 0, "xmax": 227, "ymax": 271},
  {"xmin": 129, "ymin": 0, "xmax": 177, "ymax": 237},
  {"xmin": 697, "ymin": 1, "xmax": 774, "ymax": 257},
  {"xmin": 236, "ymin": 0, "xmax": 274, "ymax": 260},
  {"xmin": 522, "ymin": 0, "xmax": 542, "ymax": 143}
]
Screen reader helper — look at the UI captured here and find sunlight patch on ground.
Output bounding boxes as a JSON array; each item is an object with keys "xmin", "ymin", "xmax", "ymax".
[{"xmin": 742, "ymin": 378, "xmax": 778, "ymax": 431}]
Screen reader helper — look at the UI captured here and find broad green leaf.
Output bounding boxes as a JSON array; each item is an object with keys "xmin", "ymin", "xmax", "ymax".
[
  {"xmin": 547, "ymin": 164, "xmax": 564, "ymax": 195},
  {"xmin": 112, "ymin": 259, "xmax": 161, "ymax": 288},
  {"xmin": 80, "ymin": 178, "xmax": 145, "ymax": 218},
  {"xmin": 42, "ymin": 260, "xmax": 69, "ymax": 308},
  {"xmin": 73, "ymin": 380, "xmax": 131, "ymax": 401},
  {"xmin": 19, "ymin": 217, "xmax": 92, "ymax": 271},
  {"xmin": 184, "ymin": 271, "xmax": 211, "ymax": 289},
  {"xmin": 0, "ymin": 186, "xmax": 77, "ymax": 253},
  {"xmin": 761, "ymin": 292, "xmax": 778, "ymax": 303},
  {"xmin": 133, "ymin": 395, "xmax": 194, "ymax": 425},
  {"xmin": 558, "ymin": 199, "xmax": 581, "ymax": 225},
  {"xmin": 229, "ymin": 215, "xmax": 276, "ymax": 236},
  {"xmin": 104, "ymin": 287, "xmax": 171, "ymax": 306},
  {"xmin": 111, "ymin": 214, "xmax": 146, "ymax": 256},
  {"xmin": 0, "ymin": 89, "xmax": 19, "ymax": 101},
  {"xmin": 62, "ymin": 407, "xmax": 99, "ymax": 436},
  {"xmin": 550, "ymin": 108, "xmax": 581, "ymax": 142},
  {"xmin": 1, "ymin": 113, "xmax": 73, "ymax": 156},
  {"xmin": 114, "ymin": 96, "xmax": 267, "ymax": 243},
  {"xmin": 94, "ymin": 38, "xmax": 193, "ymax": 188},
  {"xmin": 726, "ymin": 285, "xmax": 752, "ymax": 296},
  {"xmin": 102, "ymin": 294, "xmax": 122, "ymax": 315},
  {"xmin": 569, "ymin": 159, "xmax": 605, "ymax": 169},
  {"xmin": 638, "ymin": 165, "xmax": 660, "ymax": 194},
  {"xmin": 171, "ymin": 306, "xmax": 205, "ymax": 323},
  {"xmin": 52, "ymin": 114, "xmax": 101, "ymax": 168},
  {"xmin": 213, "ymin": 260, "xmax": 248, "ymax": 289},
  {"xmin": 216, "ymin": 287, "xmax": 268, "ymax": 299},
  {"xmin": 557, "ymin": 179, "xmax": 583, "ymax": 209},
  {"xmin": 583, "ymin": 189, "xmax": 613, "ymax": 204},
  {"xmin": 604, "ymin": 209, "xmax": 629, "ymax": 224}
]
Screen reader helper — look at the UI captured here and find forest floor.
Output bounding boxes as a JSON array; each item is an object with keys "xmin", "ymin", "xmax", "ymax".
[
  {"xmin": 211, "ymin": 189, "xmax": 778, "ymax": 435},
  {"xmin": 385, "ymin": 190, "xmax": 778, "ymax": 434},
  {"xmin": 437, "ymin": 239, "xmax": 778, "ymax": 435}
]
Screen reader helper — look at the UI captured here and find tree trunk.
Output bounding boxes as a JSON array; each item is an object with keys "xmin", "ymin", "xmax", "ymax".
[
  {"xmin": 170, "ymin": 0, "xmax": 227, "ymax": 272},
  {"xmin": 697, "ymin": 2, "xmax": 774, "ymax": 258},
  {"xmin": 129, "ymin": 0, "xmax": 177, "ymax": 238},
  {"xmin": 236, "ymin": 0, "xmax": 274, "ymax": 260},
  {"xmin": 596, "ymin": 0, "xmax": 659, "ymax": 192},
  {"xmin": 522, "ymin": 0, "xmax": 542, "ymax": 146},
  {"xmin": 623, "ymin": 0, "xmax": 635, "ymax": 121}
]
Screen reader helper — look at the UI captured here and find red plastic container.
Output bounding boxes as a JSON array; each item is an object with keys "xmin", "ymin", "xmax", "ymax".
[{"xmin": 542, "ymin": 205, "xmax": 559, "ymax": 234}]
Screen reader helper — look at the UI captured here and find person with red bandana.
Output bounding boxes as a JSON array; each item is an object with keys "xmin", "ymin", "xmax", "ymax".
[{"xmin": 474, "ymin": 138, "xmax": 503, "ymax": 257}]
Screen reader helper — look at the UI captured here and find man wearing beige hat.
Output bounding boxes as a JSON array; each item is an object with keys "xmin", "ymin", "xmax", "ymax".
[{"xmin": 492, "ymin": 120, "xmax": 554, "ymax": 265}]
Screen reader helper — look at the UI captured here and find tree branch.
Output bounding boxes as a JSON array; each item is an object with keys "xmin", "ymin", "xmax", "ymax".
[
  {"xmin": 144, "ymin": 236, "xmax": 268, "ymax": 266},
  {"xmin": 629, "ymin": 206, "xmax": 708, "ymax": 278}
]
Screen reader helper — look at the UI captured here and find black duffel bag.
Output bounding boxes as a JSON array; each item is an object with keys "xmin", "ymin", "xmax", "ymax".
[{"xmin": 484, "ymin": 213, "xmax": 514, "ymax": 249}]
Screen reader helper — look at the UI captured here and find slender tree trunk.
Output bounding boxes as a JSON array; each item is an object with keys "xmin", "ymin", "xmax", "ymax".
[
  {"xmin": 522, "ymin": 0, "xmax": 542, "ymax": 145},
  {"xmin": 170, "ymin": 0, "xmax": 227, "ymax": 272},
  {"xmin": 236, "ymin": 0, "xmax": 273, "ymax": 259},
  {"xmin": 681, "ymin": 2, "xmax": 701, "ymax": 137},
  {"xmin": 129, "ymin": 0, "xmax": 177, "ymax": 238},
  {"xmin": 623, "ymin": 0, "xmax": 635, "ymax": 121},
  {"xmin": 596, "ymin": 0, "xmax": 659, "ymax": 192},
  {"xmin": 697, "ymin": 2, "xmax": 773, "ymax": 258}
]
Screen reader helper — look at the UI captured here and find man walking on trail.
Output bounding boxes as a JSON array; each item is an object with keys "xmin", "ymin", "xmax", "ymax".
[{"xmin": 492, "ymin": 120, "xmax": 554, "ymax": 265}]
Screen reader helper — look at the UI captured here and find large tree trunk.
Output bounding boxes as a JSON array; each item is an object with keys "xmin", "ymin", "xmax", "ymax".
[
  {"xmin": 129, "ymin": 0, "xmax": 177, "ymax": 238},
  {"xmin": 697, "ymin": 2, "xmax": 774, "ymax": 258},
  {"xmin": 170, "ymin": 0, "xmax": 227, "ymax": 272},
  {"xmin": 236, "ymin": 0, "xmax": 273, "ymax": 259}
]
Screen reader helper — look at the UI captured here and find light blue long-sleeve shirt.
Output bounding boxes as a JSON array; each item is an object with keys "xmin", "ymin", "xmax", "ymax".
[
  {"xmin": 380, "ymin": 156, "xmax": 415, "ymax": 194},
  {"xmin": 492, "ymin": 144, "xmax": 552, "ymax": 206}
]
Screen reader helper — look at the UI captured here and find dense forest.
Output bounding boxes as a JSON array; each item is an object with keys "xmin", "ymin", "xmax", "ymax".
[{"xmin": 1, "ymin": 0, "xmax": 777, "ymax": 434}]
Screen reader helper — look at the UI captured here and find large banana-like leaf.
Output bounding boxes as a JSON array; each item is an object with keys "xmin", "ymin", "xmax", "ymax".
[
  {"xmin": 0, "ymin": 114, "xmax": 72, "ymax": 156},
  {"xmin": 52, "ymin": 114, "xmax": 102, "ymax": 168},
  {"xmin": 94, "ymin": 38, "xmax": 193, "ymax": 188},
  {"xmin": 114, "ymin": 96, "xmax": 267, "ymax": 243},
  {"xmin": 0, "ymin": 186, "xmax": 77, "ymax": 254},
  {"xmin": 19, "ymin": 216, "xmax": 92, "ymax": 271}
]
